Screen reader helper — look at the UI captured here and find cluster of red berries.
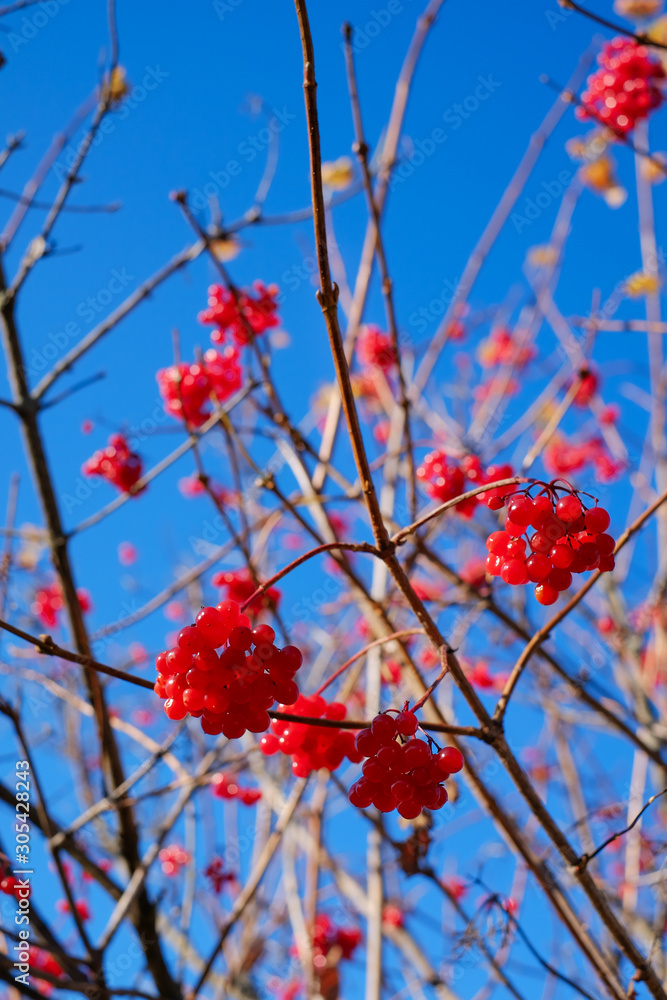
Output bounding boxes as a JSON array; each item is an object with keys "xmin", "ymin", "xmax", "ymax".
[
  {"xmin": 311, "ymin": 913, "xmax": 362, "ymax": 964},
  {"xmin": 198, "ymin": 281, "xmax": 280, "ymax": 345},
  {"xmin": 348, "ymin": 710, "xmax": 463, "ymax": 818},
  {"xmin": 56, "ymin": 898, "xmax": 90, "ymax": 921},
  {"xmin": 478, "ymin": 326, "xmax": 535, "ymax": 369},
  {"xmin": 545, "ymin": 434, "xmax": 625, "ymax": 484},
  {"xmin": 259, "ymin": 695, "xmax": 363, "ymax": 776},
  {"xmin": 157, "ymin": 347, "xmax": 243, "ymax": 426},
  {"xmin": 578, "ymin": 38, "xmax": 665, "ymax": 133},
  {"xmin": 82, "ymin": 433, "xmax": 143, "ymax": 493},
  {"xmin": 485, "ymin": 484, "xmax": 615, "ymax": 605},
  {"xmin": 211, "ymin": 771, "xmax": 262, "ymax": 805},
  {"xmin": 158, "ymin": 844, "xmax": 191, "ymax": 877},
  {"xmin": 417, "ymin": 450, "xmax": 513, "ymax": 517},
  {"xmin": 154, "ymin": 600, "xmax": 303, "ymax": 737},
  {"xmin": 32, "ymin": 583, "xmax": 90, "ymax": 629},
  {"xmin": 356, "ymin": 324, "xmax": 397, "ymax": 373},
  {"xmin": 211, "ymin": 568, "xmax": 281, "ymax": 614},
  {"xmin": 29, "ymin": 948, "xmax": 64, "ymax": 996}
]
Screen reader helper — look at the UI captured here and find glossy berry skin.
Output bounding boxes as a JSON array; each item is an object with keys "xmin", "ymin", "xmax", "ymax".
[
  {"xmin": 526, "ymin": 554, "xmax": 552, "ymax": 582},
  {"xmin": 507, "ymin": 495, "xmax": 533, "ymax": 526},
  {"xmin": 438, "ymin": 747, "xmax": 464, "ymax": 773},
  {"xmin": 548, "ymin": 568, "xmax": 572, "ymax": 592},
  {"xmin": 486, "ymin": 531, "xmax": 509, "ymax": 554},
  {"xmin": 395, "ymin": 710, "xmax": 419, "ymax": 735},
  {"xmin": 348, "ymin": 711, "xmax": 452, "ymax": 818},
  {"xmin": 154, "ymin": 599, "xmax": 304, "ymax": 740},
  {"xmin": 196, "ymin": 606, "xmax": 231, "ymax": 647},
  {"xmin": 535, "ymin": 583, "xmax": 558, "ymax": 606},
  {"xmin": 550, "ymin": 544, "xmax": 574, "ymax": 569},
  {"xmin": 483, "ymin": 482, "xmax": 615, "ymax": 600},
  {"xmin": 501, "ymin": 559, "xmax": 528, "ymax": 585},
  {"xmin": 596, "ymin": 533, "xmax": 615, "ymax": 556},
  {"xmin": 555, "ymin": 495, "xmax": 582, "ymax": 522},
  {"xmin": 585, "ymin": 507, "xmax": 611, "ymax": 533},
  {"xmin": 371, "ymin": 714, "xmax": 398, "ymax": 742},
  {"xmin": 530, "ymin": 495, "xmax": 552, "ymax": 528}
]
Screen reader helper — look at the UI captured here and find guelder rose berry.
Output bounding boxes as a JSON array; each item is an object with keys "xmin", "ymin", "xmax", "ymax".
[
  {"xmin": 260, "ymin": 696, "xmax": 363, "ymax": 776},
  {"xmin": 416, "ymin": 450, "xmax": 514, "ymax": 519},
  {"xmin": 484, "ymin": 482, "xmax": 615, "ymax": 604},
  {"xmin": 198, "ymin": 281, "xmax": 280, "ymax": 345},
  {"xmin": 157, "ymin": 348, "xmax": 243, "ymax": 426},
  {"xmin": 578, "ymin": 38, "xmax": 665, "ymax": 134},
  {"xmin": 154, "ymin": 599, "xmax": 304, "ymax": 739},
  {"xmin": 347, "ymin": 709, "xmax": 462, "ymax": 818},
  {"xmin": 82, "ymin": 433, "xmax": 144, "ymax": 494}
]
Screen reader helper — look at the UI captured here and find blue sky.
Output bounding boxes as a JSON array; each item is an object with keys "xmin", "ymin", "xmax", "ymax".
[{"xmin": 1, "ymin": 1, "xmax": 666, "ymax": 997}]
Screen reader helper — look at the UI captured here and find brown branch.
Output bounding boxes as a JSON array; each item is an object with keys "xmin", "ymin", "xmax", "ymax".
[
  {"xmin": 31, "ymin": 241, "xmax": 205, "ymax": 400},
  {"xmin": 574, "ymin": 789, "xmax": 667, "ymax": 872},
  {"xmin": 562, "ymin": 0, "xmax": 667, "ymax": 49},
  {"xmin": 494, "ymin": 480, "xmax": 667, "ymax": 724},
  {"xmin": 343, "ymin": 22, "xmax": 417, "ymax": 520},
  {"xmin": 392, "ymin": 476, "xmax": 525, "ymax": 545}
]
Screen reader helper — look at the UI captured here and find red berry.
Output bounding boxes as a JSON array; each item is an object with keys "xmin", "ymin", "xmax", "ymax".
[
  {"xmin": 507, "ymin": 495, "xmax": 533, "ymax": 526},
  {"xmin": 397, "ymin": 798, "xmax": 422, "ymax": 819},
  {"xmin": 395, "ymin": 710, "xmax": 419, "ymax": 735},
  {"xmin": 228, "ymin": 626, "xmax": 253, "ymax": 651},
  {"xmin": 195, "ymin": 606, "xmax": 229, "ymax": 647},
  {"xmin": 486, "ymin": 530, "xmax": 509, "ymax": 554},
  {"xmin": 535, "ymin": 583, "xmax": 558, "ymax": 606},
  {"xmin": 550, "ymin": 544, "xmax": 574, "ymax": 569},
  {"xmin": 504, "ymin": 519, "xmax": 525, "ymax": 537},
  {"xmin": 391, "ymin": 778, "xmax": 415, "ymax": 801},
  {"xmin": 529, "ymin": 495, "xmax": 553, "ymax": 528},
  {"xmin": 548, "ymin": 568, "xmax": 572, "ymax": 592},
  {"xmin": 596, "ymin": 533, "xmax": 615, "ymax": 556},
  {"xmin": 354, "ymin": 729, "xmax": 380, "ymax": 757},
  {"xmin": 501, "ymin": 558, "xmax": 528, "ymax": 586},
  {"xmin": 349, "ymin": 779, "xmax": 375, "ymax": 808},
  {"xmin": 325, "ymin": 701, "xmax": 347, "ymax": 722},
  {"xmin": 371, "ymin": 713, "xmax": 398, "ymax": 743},
  {"xmin": 555, "ymin": 494, "xmax": 582, "ymax": 522},
  {"xmin": 529, "ymin": 531, "xmax": 551, "ymax": 554},
  {"xmin": 252, "ymin": 623, "xmax": 276, "ymax": 645},
  {"xmin": 526, "ymin": 554, "xmax": 552, "ymax": 582},
  {"xmin": 177, "ymin": 625, "xmax": 207, "ymax": 654},
  {"xmin": 281, "ymin": 645, "xmax": 304, "ymax": 671},
  {"xmin": 401, "ymin": 739, "xmax": 431, "ymax": 770},
  {"xmin": 505, "ymin": 538, "xmax": 527, "ymax": 559},
  {"xmin": 486, "ymin": 495, "xmax": 505, "ymax": 510},
  {"xmin": 485, "ymin": 553, "xmax": 503, "ymax": 576},
  {"xmin": 438, "ymin": 747, "xmax": 463, "ymax": 773}
]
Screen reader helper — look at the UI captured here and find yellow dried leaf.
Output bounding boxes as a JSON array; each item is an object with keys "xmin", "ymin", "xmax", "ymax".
[{"xmin": 321, "ymin": 156, "xmax": 354, "ymax": 191}]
